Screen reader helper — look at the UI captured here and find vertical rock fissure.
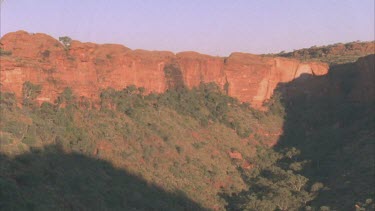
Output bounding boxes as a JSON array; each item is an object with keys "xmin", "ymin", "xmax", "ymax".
[
  {"xmin": 163, "ymin": 61, "xmax": 185, "ymax": 90},
  {"xmin": 293, "ymin": 63, "xmax": 300, "ymax": 79}
]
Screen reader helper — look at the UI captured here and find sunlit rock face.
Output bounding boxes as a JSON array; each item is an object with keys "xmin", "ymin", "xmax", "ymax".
[
  {"xmin": 0, "ymin": 31, "xmax": 329, "ymax": 108},
  {"xmin": 223, "ymin": 53, "xmax": 328, "ymax": 108}
]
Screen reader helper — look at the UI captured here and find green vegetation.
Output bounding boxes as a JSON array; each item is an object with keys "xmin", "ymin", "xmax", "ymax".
[
  {"xmin": 0, "ymin": 146, "xmax": 206, "ymax": 211},
  {"xmin": 273, "ymin": 63, "xmax": 375, "ymax": 210},
  {"xmin": 41, "ymin": 50, "xmax": 50, "ymax": 59},
  {"xmin": 163, "ymin": 62, "xmax": 185, "ymax": 89},
  {"xmin": 0, "ymin": 92, "xmax": 16, "ymax": 109},
  {"xmin": 221, "ymin": 57, "xmax": 374, "ymax": 210},
  {"xmin": 267, "ymin": 41, "xmax": 374, "ymax": 65},
  {"xmin": 0, "ymin": 68, "xmax": 373, "ymax": 210},
  {"xmin": 100, "ymin": 82, "xmax": 273, "ymax": 138},
  {"xmin": 106, "ymin": 54, "xmax": 112, "ymax": 59},
  {"xmin": 0, "ymin": 82, "xmax": 283, "ymax": 210},
  {"xmin": 0, "ymin": 48, "xmax": 12, "ymax": 56},
  {"xmin": 22, "ymin": 81, "xmax": 42, "ymax": 107},
  {"xmin": 224, "ymin": 147, "xmax": 323, "ymax": 210},
  {"xmin": 59, "ymin": 36, "xmax": 72, "ymax": 49}
]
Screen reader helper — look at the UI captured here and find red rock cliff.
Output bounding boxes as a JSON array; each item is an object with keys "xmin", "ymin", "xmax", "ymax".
[{"xmin": 0, "ymin": 31, "xmax": 329, "ymax": 108}]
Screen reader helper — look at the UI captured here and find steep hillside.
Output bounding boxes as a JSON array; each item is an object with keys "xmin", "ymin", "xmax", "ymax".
[
  {"xmin": 0, "ymin": 31, "xmax": 374, "ymax": 210},
  {"xmin": 0, "ymin": 83, "xmax": 284, "ymax": 210},
  {"xmin": 224, "ymin": 54, "xmax": 375, "ymax": 210},
  {"xmin": 275, "ymin": 55, "xmax": 375, "ymax": 209},
  {"xmin": 0, "ymin": 147, "xmax": 207, "ymax": 211},
  {"xmin": 1, "ymin": 55, "xmax": 374, "ymax": 210}
]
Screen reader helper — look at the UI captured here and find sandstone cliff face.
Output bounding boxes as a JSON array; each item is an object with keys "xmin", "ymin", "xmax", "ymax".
[
  {"xmin": 223, "ymin": 53, "xmax": 328, "ymax": 107},
  {"xmin": 176, "ymin": 51, "xmax": 226, "ymax": 89},
  {"xmin": 0, "ymin": 31, "xmax": 329, "ymax": 108}
]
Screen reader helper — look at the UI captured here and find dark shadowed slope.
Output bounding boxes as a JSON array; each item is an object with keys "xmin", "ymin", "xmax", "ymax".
[
  {"xmin": 0, "ymin": 144, "xmax": 207, "ymax": 211},
  {"xmin": 221, "ymin": 55, "xmax": 375, "ymax": 210},
  {"xmin": 274, "ymin": 54, "xmax": 375, "ymax": 209}
]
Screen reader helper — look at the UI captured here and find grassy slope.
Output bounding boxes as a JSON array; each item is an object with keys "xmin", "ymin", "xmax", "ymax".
[
  {"xmin": 267, "ymin": 41, "xmax": 374, "ymax": 65},
  {"xmin": 0, "ymin": 85, "xmax": 282, "ymax": 210}
]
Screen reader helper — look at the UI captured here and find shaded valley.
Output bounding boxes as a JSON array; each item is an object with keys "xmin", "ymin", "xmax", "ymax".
[
  {"xmin": 0, "ymin": 145, "xmax": 207, "ymax": 211},
  {"xmin": 223, "ymin": 55, "xmax": 375, "ymax": 210}
]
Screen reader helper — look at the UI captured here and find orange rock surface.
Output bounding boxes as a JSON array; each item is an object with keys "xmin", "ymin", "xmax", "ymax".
[
  {"xmin": 224, "ymin": 53, "xmax": 328, "ymax": 107},
  {"xmin": 228, "ymin": 151, "xmax": 243, "ymax": 160},
  {"xmin": 0, "ymin": 31, "xmax": 330, "ymax": 108}
]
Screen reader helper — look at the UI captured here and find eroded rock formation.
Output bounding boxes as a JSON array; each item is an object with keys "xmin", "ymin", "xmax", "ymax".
[{"xmin": 1, "ymin": 31, "xmax": 330, "ymax": 108}]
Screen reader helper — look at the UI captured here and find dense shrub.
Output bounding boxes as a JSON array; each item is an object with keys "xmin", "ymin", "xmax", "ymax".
[
  {"xmin": 22, "ymin": 81, "xmax": 42, "ymax": 107},
  {"xmin": 0, "ymin": 48, "xmax": 12, "ymax": 56},
  {"xmin": 224, "ymin": 147, "xmax": 321, "ymax": 211},
  {"xmin": 41, "ymin": 50, "xmax": 50, "ymax": 59},
  {"xmin": 0, "ymin": 92, "xmax": 16, "ymax": 109}
]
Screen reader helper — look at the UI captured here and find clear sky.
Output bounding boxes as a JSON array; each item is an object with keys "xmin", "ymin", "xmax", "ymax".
[{"xmin": 1, "ymin": 0, "xmax": 374, "ymax": 56}]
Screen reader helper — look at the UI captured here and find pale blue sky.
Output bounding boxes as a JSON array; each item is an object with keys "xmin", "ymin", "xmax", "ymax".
[{"xmin": 1, "ymin": 0, "xmax": 374, "ymax": 56}]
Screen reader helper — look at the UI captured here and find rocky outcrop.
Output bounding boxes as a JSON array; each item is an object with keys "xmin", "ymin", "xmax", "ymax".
[
  {"xmin": 228, "ymin": 151, "xmax": 243, "ymax": 160},
  {"xmin": 0, "ymin": 31, "xmax": 330, "ymax": 108},
  {"xmin": 224, "ymin": 53, "xmax": 328, "ymax": 107}
]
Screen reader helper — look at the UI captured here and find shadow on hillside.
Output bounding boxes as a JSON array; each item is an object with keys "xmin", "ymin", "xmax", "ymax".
[
  {"xmin": 223, "ymin": 55, "xmax": 375, "ymax": 209},
  {"xmin": 274, "ymin": 56, "xmax": 374, "ymax": 208},
  {"xmin": 0, "ymin": 144, "xmax": 207, "ymax": 211}
]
